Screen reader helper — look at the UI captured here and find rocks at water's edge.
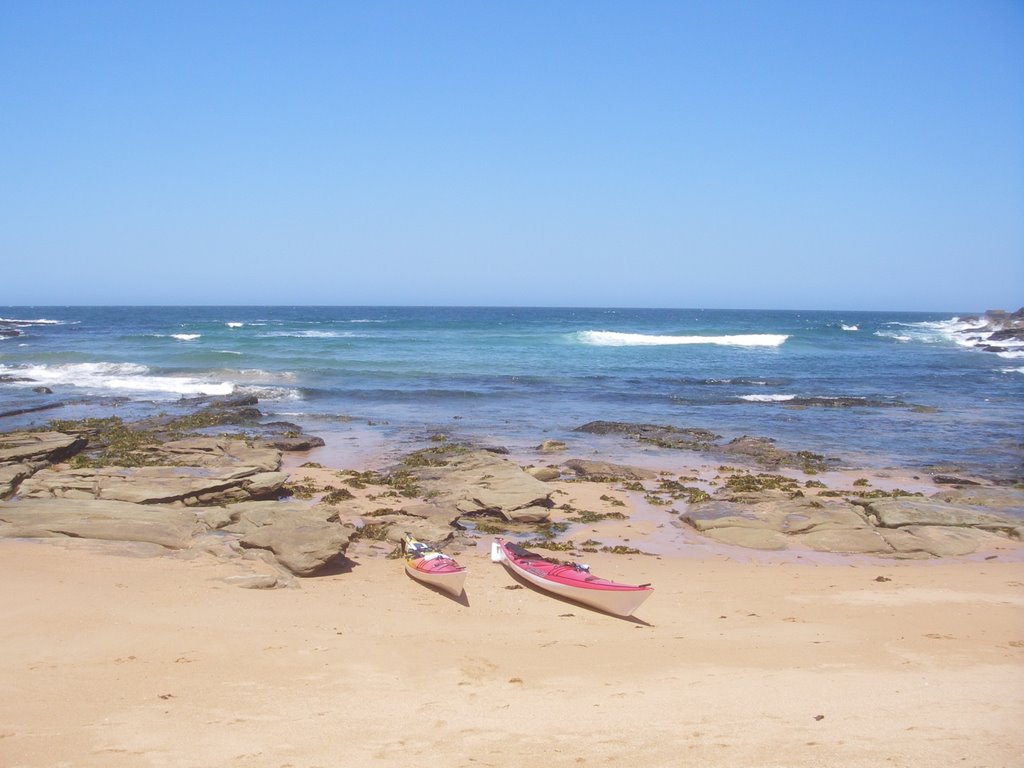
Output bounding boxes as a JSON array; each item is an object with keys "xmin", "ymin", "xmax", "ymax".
[
  {"xmin": 956, "ymin": 308, "xmax": 1024, "ymax": 353},
  {"xmin": 574, "ymin": 421, "xmax": 836, "ymax": 471},
  {"xmin": 682, "ymin": 486, "xmax": 1024, "ymax": 558}
]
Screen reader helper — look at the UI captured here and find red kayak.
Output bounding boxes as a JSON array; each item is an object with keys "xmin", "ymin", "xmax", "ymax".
[
  {"xmin": 491, "ymin": 538, "xmax": 652, "ymax": 617},
  {"xmin": 402, "ymin": 535, "xmax": 467, "ymax": 597}
]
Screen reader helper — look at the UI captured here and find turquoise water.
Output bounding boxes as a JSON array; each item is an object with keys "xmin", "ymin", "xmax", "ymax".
[{"xmin": 1, "ymin": 306, "xmax": 1021, "ymax": 479}]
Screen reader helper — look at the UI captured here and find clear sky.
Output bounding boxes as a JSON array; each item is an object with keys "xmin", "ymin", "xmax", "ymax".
[{"xmin": 2, "ymin": 1, "xmax": 1022, "ymax": 311}]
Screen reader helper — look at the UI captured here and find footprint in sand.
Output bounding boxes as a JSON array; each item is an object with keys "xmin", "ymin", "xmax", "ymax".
[{"xmin": 460, "ymin": 656, "xmax": 498, "ymax": 681}]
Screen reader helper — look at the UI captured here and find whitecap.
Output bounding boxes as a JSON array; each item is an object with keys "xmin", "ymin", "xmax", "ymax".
[
  {"xmin": 225, "ymin": 322, "xmax": 245, "ymax": 328},
  {"xmin": 0, "ymin": 317, "xmax": 65, "ymax": 325},
  {"xmin": 841, "ymin": 324, "xmax": 859, "ymax": 331},
  {"xmin": 171, "ymin": 333, "xmax": 201, "ymax": 341},
  {"xmin": 875, "ymin": 331, "xmax": 913, "ymax": 342},
  {"xmin": 236, "ymin": 385, "xmax": 302, "ymax": 401},
  {"xmin": 739, "ymin": 394, "xmax": 796, "ymax": 402},
  {"xmin": 260, "ymin": 330, "xmax": 356, "ymax": 339},
  {"xmin": 577, "ymin": 331, "xmax": 788, "ymax": 347},
  {"xmin": 0, "ymin": 362, "xmax": 232, "ymax": 397}
]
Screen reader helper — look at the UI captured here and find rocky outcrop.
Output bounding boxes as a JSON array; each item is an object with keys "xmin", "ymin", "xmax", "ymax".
[
  {"xmin": 564, "ymin": 459, "xmax": 657, "ymax": 483},
  {"xmin": 683, "ymin": 498, "xmax": 893, "ymax": 553},
  {"xmin": 683, "ymin": 490, "xmax": 1022, "ymax": 558},
  {"xmin": 138, "ymin": 437, "xmax": 282, "ymax": 472},
  {"xmin": 526, "ymin": 466, "xmax": 562, "ymax": 482},
  {"xmin": 575, "ymin": 421, "xmax": 720, "ymax": 450},
  {"xmin": 0, "ymin": 495, "xmax": 353, "ymax": 578},
  {"xmin": 574, "ymin": 421, "xmax": 835, "ymax": 471},
  {"xmin": 18, "ymin": 464, "xmax": 288, "ymax": 506},
  {"xmin": 0, "ymin": 431, "xmax": 87, "ymax": 465},
  {"xmin": 956, "ymin": 308, "xmax": 1024, "ymax": 354},
  {"xmin": 0, "ymin": 498, "xmax": 204, "ymax": 549},
  {"xmin": 199, "ymin": 500, "xmax": 354, "ymax": 576},
  {"xmin": 405, "ymin": 448, "xmax": 553, "ymax": 522},
  {"xmin": 929, "ymin": 486, "xmax": 1024, "ymax": 513},
  {"xmin": 0, "ymin": 431, "xmax": 89, "ymax": 499},
  {"xmin": 860, "ymin": 497, "xmax": 1020, "ymax": 531},
  {"xmin": 536, "ymin": 440, "xmax": 567, "ymax": 453}
]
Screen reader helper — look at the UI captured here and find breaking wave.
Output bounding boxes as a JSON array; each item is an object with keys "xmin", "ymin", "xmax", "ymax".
[
  {"xmin": 0, "ymin": 362, "xmax": 234, "ymax": 397},
  {"xmin": 577, "ymin": 331, "xmax": 788, "ymax": 347}
]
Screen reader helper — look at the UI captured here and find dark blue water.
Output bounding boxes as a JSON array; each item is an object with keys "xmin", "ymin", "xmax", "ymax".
[{"xmin": 1, "ymin": 307, "xmax": 1021, "ymax": 478}]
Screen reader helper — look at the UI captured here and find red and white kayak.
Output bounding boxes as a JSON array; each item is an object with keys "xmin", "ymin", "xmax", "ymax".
[
  {"xmin": 402, "ymin": 535, "xmax": 467, "ymax": 597},
  {"xmin": 491, "ymin": 538, "xmax": 652, "ymax": 617}
]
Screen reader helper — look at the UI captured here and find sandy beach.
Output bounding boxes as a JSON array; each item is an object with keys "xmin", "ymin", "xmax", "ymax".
[{"xmin": 3, "ymin": 521, "xmax": 1023, "ymax": 767}]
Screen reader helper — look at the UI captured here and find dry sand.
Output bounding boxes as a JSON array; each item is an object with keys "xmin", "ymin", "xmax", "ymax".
[{"xmin": 3, "ymin": 534, "xmax": 1023, "ymax": 768}]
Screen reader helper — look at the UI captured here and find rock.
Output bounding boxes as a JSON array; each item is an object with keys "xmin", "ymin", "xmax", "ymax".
[
  {"xmin": 223, "ymin": 574, "xmax": 282, "ymax": 589},
  {"xmin": 574, "ymin": 421, "xmax": 720, "ymax": 450},
  {"xmin": 537, "ymin": 440, "xmax": 566, "ymax": 453},
  {"xmin": 0, "ymin": 462, "xmax": 38, "ymax": 499},
  {"xmin": 0, "ymin": 498, "xmax": 204, "ymax": 549},
  {"xmin": 573, "ymin": 421, "xmax": 834, "ymax": 470},
  {"xmin": 526, "ymin": 466, "xmax": 561, "ymax": 482},
  {"xmin": 18, "ymin": 465, "xmax": 288, "ymax": 506},
  {"xmin": 140, "ymin": 437, "xmax": 281, "ymax": 472},
  {"xmin": 259, "ymin": 434, "xmax": 326, "ymax": 452},
  {"xmin": 932, "ymin": 475, "xmax": 983, "ymax": 486},
  {"xmin": 863, "ymin": 498, "xmax": 1019, "ymax": 530},
  {"xmin": 795, "ymin": 527, "xmax": 893, "ymax": 554},
  {"xmin": 718, "ymin": 436, "xmax": 834, "ymax": 471},
  {"xmin": 0, "ymin": 432, "xmax": 88, "ymax": 499},
  {"xmin": 0, "ymin": 402, "xmax": 66, "ymax": 419},
  {"xmin": 177, "ymin": 393, "xmax": 260, "ymax": 409},
  {"xmin": 406, "ymin": 448, "xmax": 553, "ymax": 522},
  {"xmin": 376, "ymin": 516, "xmax": 459, "ymax": 546},
  {"xmin": 0, "ymin": 431, "xmax": 87, "ymax": 464},
  {"xmin": 879, "ymin": 525, "xmax": 1008, "ymax": 558},
  {"xmin": 684, "ymin": 498, "xmax": 894, "ymax": 554},
  {"xmin": 211, "ymin": 500, "xmax": 353, "ymax": 576},
  {"xmin": 929, "ymin": 487, "xmax": 1024, "ymax": 514},
  {"xmin": 504, "ymin": 505, "xmax": 552, "ymax": 523},
  {"xmin": 697, "ymin": 526, "xmax": 789, "ymax": 550},
  {"xmin": 563, "ymin": 460, "xmax": 656, "ymax": 482}
]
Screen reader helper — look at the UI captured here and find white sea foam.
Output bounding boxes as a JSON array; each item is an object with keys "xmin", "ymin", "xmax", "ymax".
[
  {"xmin": 1000, "ymin": 366, "xmax": 1024, "ymax": 375},
  {"xmin": 874, "ymin": 331, "xmax": 913, "ymax": 342},
  {"xmin": 0, "ymin": 317, "xmax": 65, "ymax": 325},
  {"xmin": 237, "ymin": 385, "xmax": 302, "ymax": 401},
  {"xmin": 0, "ymin": 362, "xmax": 233, "ymax": 397},
  {"xmin": 841, "ymin": 324, "xmax": 859, "ymax": 331},
  {"xmin": 739, "ymin": 394, "xmax": 796, "ymax": 402},
  {"xmin": 578, "ymin": 331, "xmax": 788, "ymax": 347},
  {"xmin": 171, "ymin": 333, "xmax": 201, "ymax": 341},
  {"xmin": 261, "ymin": 330, "xmax": 356, "ymax": 339},
  {"xmin": 226, "ymin": 322, "xmax": 245, "ymax": 328},
  {"xmin": 882, "ymin": 317, "xmax": 1024, "ymax": 361}
]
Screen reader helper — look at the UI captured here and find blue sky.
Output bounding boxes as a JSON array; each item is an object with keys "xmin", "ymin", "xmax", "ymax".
[{"xmin": 2, "ymin": 1, "xmax": 1022, "ymax": 311}]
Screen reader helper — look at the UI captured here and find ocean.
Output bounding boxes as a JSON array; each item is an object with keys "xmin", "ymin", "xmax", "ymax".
[{"xmin": 1, "ymin": 306, "xmax": 1022, "ymax": 480}]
